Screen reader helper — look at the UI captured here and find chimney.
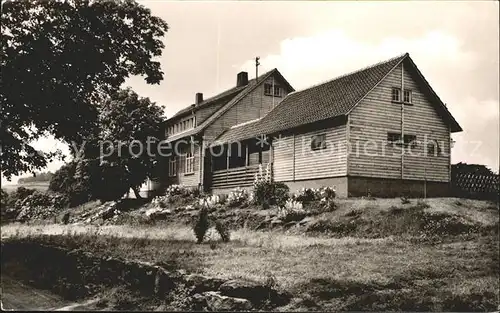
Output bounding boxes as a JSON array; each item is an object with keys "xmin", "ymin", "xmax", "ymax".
[
  {"xmin": 236, "ymin": 71, "xmax": 248, "ymax": 87},
  {"xmin": 195, "ymin": 92, "xmax": 203, "ymax": 105}
]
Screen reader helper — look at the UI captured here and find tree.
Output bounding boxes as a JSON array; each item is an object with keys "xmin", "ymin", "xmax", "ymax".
[
  {"xmin": 17, "ymin": 171, "xmax": 54, "ymax": 184},
  {"xmin": 1, "ymin": 0, "xmax": 169, "ymax": 180},
  {"xmin": 48, "ymin": 88, "xmax": 165, "ymax": 204},
  {"xmin": 451, "ymin": 162, "xmax": 496, "ymax": 176},
  {"xmin": 98, "ymin": 88, "xmax": 164, "ymax": 199}
]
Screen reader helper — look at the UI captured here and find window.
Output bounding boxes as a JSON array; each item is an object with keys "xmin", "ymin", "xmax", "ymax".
[
  {"xmin": 427, "ymin": 140, "xmax": 441, "ymax": 156},
  {"xmin": 168, "ymin": 158, "xmax": 177, "ymax": 177},
  {"xmin": 392, "ymin": 88, "xmax": 401, "ymax": 102},
  {"xmin": 311, "ymin": 134, "xmax": 327, "ymax": 150},
  {"xmin": 387, "ymin": 132, "xmax": 417, "ymax": 148},
  {"xmin": 185, "ymin": 151, "xmax": 194, "ymax": 174},
  {"xmin": 404, "ymin": 134, "xmax": 417, "ymax": 148},
  {"xmin": 273, "ymin": 85, "xmax": 281, "ymax": 97},
  {"xmin": 264, "ymin": 83, "xmax": 273, "ymax": 96},
  {"xmin": 387, "ymin": 132, "xmax": 401, "ymax": 145},
  {"xmin": 392, "ymin": 87, "xmax": 412, "ymax": 104},
  {"xmin": 403, "ymin": 89, "xmax": 412, "ymax": 103}
]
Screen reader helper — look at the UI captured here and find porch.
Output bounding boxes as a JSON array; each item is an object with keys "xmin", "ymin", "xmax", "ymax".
[{"xmin": 206, "ymin": 138, "xmax": 272, "ymax": 191}]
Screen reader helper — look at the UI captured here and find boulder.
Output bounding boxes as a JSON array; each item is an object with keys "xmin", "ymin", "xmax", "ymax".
[
  {"xmin": 145, "ymin": 208, "xmax": 172, "ymax": 221},
  {"xmin": 184, "ymin": 273, "xmax": 225, "ymax": 293},
  {"xmin": 197, "ymin": 291, "xmax": 252, "ymax": 311},
  {"xmin": 298, "ymin": 216, "xmax": 314, "ymax": 226},
  {"xmin": 219, "ymin": 279, "xmax": 291, "ymax": 306}
]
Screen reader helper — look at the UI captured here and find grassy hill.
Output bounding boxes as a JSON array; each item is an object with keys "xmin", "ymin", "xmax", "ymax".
[{"xmin": 2, "ymin": 197, "xmax": 498, "ymax": 311}]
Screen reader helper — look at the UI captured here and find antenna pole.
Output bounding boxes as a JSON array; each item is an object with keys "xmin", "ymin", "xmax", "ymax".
[{"xmin": 255, "ymin": 56, "xmax": 260, "ymax": 82}]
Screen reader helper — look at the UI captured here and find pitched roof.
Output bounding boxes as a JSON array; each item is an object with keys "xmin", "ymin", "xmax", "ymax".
[
  {"xmin": 168, "ymin": 85, "xmax": 247, "ymax": 122},
  {"xmin": 164, "ymin": 68, "xmax": 293, "ymax": 143},
  {"xmin": 211, "ymin": 119, "xmax": 262, "ymax": 147},
  {"xmin": 212, "ymin": 53, "xmax": 463, "ymax": 146}
]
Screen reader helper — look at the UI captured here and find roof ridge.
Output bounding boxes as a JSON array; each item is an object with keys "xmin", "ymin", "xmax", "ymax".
[
  {"xmin": 286, "ymin": 53, "xmax": 408, "ymax": 97},
  {"xmin": 168, "ymin": 68, "xmax": 278, "ymax": 120},
  {"xmin": 230, "ymin": 117, "xmax": 262, "ymax": 129}
]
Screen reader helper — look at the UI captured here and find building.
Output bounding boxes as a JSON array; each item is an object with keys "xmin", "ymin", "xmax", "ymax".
[{"xmin": 158, "ymin": 53, "xmax": 462, "ymax": 198}]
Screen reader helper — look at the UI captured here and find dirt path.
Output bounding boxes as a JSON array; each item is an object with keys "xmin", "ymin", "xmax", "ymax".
[{"xmin": 0, "ymin": 276, "xmax": 98, "ymax": 311}]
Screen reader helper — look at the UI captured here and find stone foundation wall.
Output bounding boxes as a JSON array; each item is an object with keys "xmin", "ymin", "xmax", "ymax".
[{"xmin": 347, "ymin": 176, "xmax": 450, "ymax": 198}]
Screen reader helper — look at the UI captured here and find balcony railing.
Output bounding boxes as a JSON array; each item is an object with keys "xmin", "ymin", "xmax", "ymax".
[{"xmin": 211, "ymin": 163, "xmax": 271, "ymax": 189}]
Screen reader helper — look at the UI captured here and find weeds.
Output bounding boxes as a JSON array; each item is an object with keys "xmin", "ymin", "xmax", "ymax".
[
  {"xmin": 215, "ymin": 220, "xmax": 230, "ymax": 243},
  {"xmin": 400, "ymin": 196, "xmax": 411, "ymax": 205},
  {"xmin": 416, "ymin": 199, "xmax": 430, "ymax": 209}
]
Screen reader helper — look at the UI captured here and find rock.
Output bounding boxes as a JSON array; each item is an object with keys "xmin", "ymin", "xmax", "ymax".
[
  {"xmin": 283, "ymin": 221, "xmax": 298, "ymax": 229},
  {"xmin": 184, "ymin": 274, "xmax": 225, "ymax": 293},
  {"xmin": 270, "ymin": 217, "xmax": 283, "ymax": 227},
  {"xmin": 219, "ymin": 279, "xmax": 270, "ymax": 305},
  {"xmin": 200, "ymin": 291, "xmax": 252, "ymax": 311},
  {"xmin": 254, "ymin": 220, "xmax": 270, "ymax": 230},
  {"xmin": 298, "ymin": 216, "xmax": 314, "ymax": 226},
  {"xmin": 154, "ymin": 304, "xmax": 168, "ymax": 311},
  {"xmin": 219, "ymin": 279, "xmax": 291, "ymax": 307}
]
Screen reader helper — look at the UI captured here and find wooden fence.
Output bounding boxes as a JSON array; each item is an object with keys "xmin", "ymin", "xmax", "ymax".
[{"xmin": 451, "ymin": 172, "xmax": 499, "ymax": 201}]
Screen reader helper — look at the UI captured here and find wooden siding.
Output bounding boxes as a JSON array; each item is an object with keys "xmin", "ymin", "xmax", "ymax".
[
  {"xmin": 204, "ymin": 74, "xmax": 291, "ymax": 143},
  {"xmin": 165, "ymin": 144, "xmax": 201, "ymax": 187},
  {"xmin": 273, "ymin": 124, "xmax": 348, "ymax": 182},
  {"xmin": 348, "ymin": 62, "xmax": 450, "ymax": 182},
  {"xmin": 196, "ymin": 101, "xmax": 227, "ymax": 124}
]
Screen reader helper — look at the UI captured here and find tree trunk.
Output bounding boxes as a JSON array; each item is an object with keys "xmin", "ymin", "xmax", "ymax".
[{"xmin": 132, "ymin": 187, "xmax": 142, "ymax": 199}]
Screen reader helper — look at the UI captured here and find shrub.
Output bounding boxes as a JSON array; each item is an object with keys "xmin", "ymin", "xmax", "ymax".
[
  {"xmin": 273, "ymin": 182, "xmax": 291, "ymax": 206},
  {"xmin": 293, "ymin": 186, "xmax": 336, "ymax": 204},
  {"xmin": 215, "ymin": 220, "xmax": 231, "ymax": 242},
  {"xmin": 318, "ymin": 186, "xmax": 336, "ymax": 200},
  {"xmin": 49, "ymin": 161, "xmax": 98, "ymax": 207},
  {"xmin": 252, "ymin": 164, "xmax": 290, "ymax": 208},
  {"xmin": 227, "ymin": 187, "xmax": 250, "ymax": 207},
  {"xmin": 165, "ymin": 184, "xmax": 199, "ymax": 198},
  {"xmin": 1, "ymin": 188, "xmax": 15, "ymax": 221},
  {"xmin": 198, "ymin": 194, "xmax": 225, "ymax": 210},
  {"xmin": 62, "ymin": 212, "xmax": 70, "ymax": 225},
  {"xmin": 416, "ymin": 199, "xmax": 430, "ymax": 209},
  {"xmin": 9, "ymin": 186, "xmax": 36, "ymax": 206},
  {"xmin": 1, "ymin": 188, "xmax": 10, "ymax": 207},
  {"xmin": 277, "ymin": 199, "xmax": 308, "ymax": 223},
  {"xmin": 15, "ymin": 191, "xmax": 68, "ymax": 221},
  {"xmin": 193, "ymin": 207, "xmax": 210, "ymax": 243},
  {"xmin": 320, "ymin": 198, "xmax": 337, "ymax": 212},
  {"xmin": 294, "ymin": 188, "xmax": 316, "ymax": 203},
  {"xmin": 400, "ymin": 196, "xmax": 411, "ymax": 204}
]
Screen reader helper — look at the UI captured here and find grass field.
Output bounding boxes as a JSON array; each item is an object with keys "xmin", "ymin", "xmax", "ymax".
[
  {"xmin": 2, "ymin": 219, "xmax": 498, "ymax": 311},
  {"xmin": 1, "ymin": 197, "xmax": 498, "ymax": 310},
  {"xmin": 2, "ymin": 182, "xmax": 50, "ymax": 193}
]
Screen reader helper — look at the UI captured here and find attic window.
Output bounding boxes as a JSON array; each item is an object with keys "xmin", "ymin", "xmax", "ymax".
[
  {"xmin": 391, "ymin": 88, "xmax": 401, "ymax": 102},
  {"xmin": 273, "ymin": 85, "xmax": 281, "ymax": 97},
  {"xmin": 264, "ymin": 83, "xmax": 273, "ymax": 96},
  {"xmin": 392, "ymin": 87, "xmax": 412, "ymax": 104},
  {"xmin": 403, "ymin": 89, "xmax": 412, "ymax": 104}
]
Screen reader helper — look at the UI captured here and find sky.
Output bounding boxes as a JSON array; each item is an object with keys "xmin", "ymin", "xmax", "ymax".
[{"xmin": 3, "ymin": 0, "xmax": 499, "ymax": 184}]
